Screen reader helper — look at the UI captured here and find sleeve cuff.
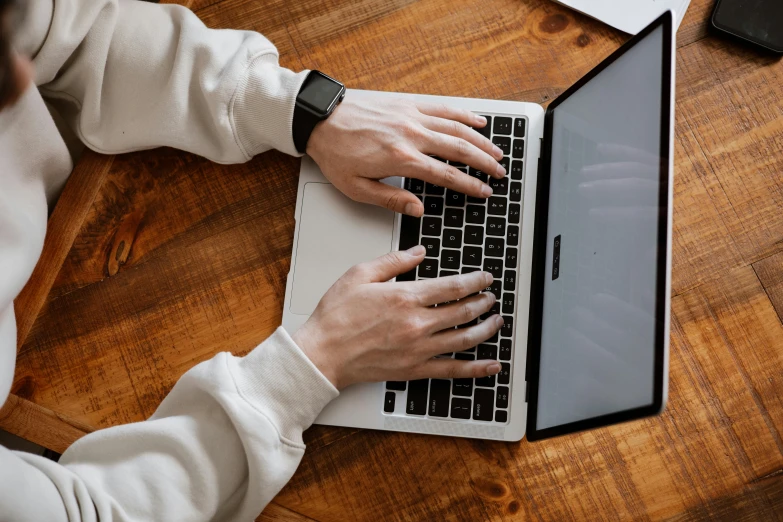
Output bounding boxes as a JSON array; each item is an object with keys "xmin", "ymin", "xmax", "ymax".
[
  {"xmin": 231, "ymin": 54, "xmax": 309, "ymax": 159},
  {"xmin": 229, "ymin": 327, "xmax": 339, "ymax": 445}
]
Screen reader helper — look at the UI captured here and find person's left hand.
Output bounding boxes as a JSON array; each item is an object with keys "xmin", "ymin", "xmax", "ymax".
[{"xmin": 306, "ymin": 95, "xmax": 506, "ymax": 217}]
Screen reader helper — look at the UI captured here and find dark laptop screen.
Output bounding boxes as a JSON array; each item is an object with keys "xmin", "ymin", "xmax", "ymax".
[{"xmin": 527, "ymin": 14, "xmax": 672, "ymax": 438}]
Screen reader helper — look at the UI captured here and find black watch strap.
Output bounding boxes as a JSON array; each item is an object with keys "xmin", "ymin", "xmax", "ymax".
[{"xmin": 292, "ymin": 104, "xmax": 322, "ymax": 154}]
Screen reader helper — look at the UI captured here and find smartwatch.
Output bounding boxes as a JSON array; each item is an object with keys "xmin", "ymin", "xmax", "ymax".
[{"xmin": 292, "ymin": 70, "xmax": 346, "ymax": 154}]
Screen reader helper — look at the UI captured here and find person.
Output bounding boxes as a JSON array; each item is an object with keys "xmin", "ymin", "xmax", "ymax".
[{"xmin": 0, "ymin": 0, "xmax": 506, "ymax": 519}]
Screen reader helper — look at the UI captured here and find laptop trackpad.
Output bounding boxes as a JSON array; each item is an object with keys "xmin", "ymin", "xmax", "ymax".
[{"xmin": 290, "ymin": 182, "xmax": 396, "ymax": 315}]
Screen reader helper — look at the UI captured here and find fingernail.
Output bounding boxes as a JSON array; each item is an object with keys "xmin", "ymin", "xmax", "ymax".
[
  {"xmin": 486, "ymin": 292, "xmax": 497, "ymax": 303},
  {"xmin": 483, "ymin": 272, "xmax": 494, "ymax": 285},
  {"xmin": 495, "ymin": 315, "xmax": 505, "ymax": 328},
  {"xmin": 407, "ymin": 245, "xmax": 426, "ymax": 256},
  {"xmin": 487, "ymin": 363, "xmax": 502, "ymax": 375},
  {"xmin": 496, "ymin": 163, "xmax": 507, "ymax": 177},
  {"xmin": 493, "ymin": 145, "xmax": 503, "ymax": 157},
  {"xmin": 404, "ymin": 202, "xmax": 420, "ymax": 216},
  {"xmin": 477, "ymin": 115, "xmax": 487, "ymax": 125},
  {"xmin": 481, "ymin": 184, "xmax": 492, "ymax": 197}
]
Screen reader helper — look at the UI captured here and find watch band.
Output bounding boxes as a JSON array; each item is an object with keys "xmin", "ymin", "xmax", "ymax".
[{"xmin": 292, "ymin": 103, "xmax": 323, "ymax": 154}]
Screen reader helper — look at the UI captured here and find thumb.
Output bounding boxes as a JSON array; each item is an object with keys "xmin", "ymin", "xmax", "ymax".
[{"xmin": 361, "ymin": 245, "xmax": 426, "ymax": 282}]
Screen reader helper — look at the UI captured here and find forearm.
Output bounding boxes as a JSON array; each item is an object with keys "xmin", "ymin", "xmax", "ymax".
[{"xmin": 26, "ymin": 0, "xmax": 307, "ymax": 162}]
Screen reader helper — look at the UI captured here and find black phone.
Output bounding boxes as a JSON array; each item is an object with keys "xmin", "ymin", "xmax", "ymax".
[{"xmin": 711, "ymin": 0, "xmax": 783, "ymax": 54}]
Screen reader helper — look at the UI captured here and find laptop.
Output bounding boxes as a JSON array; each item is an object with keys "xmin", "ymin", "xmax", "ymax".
[{"xmin": 283, "ymin": 12, "xmax": 675, "ymax": 442}]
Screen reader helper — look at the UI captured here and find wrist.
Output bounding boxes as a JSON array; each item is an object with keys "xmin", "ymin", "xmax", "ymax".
[{"xmin": 292, "ymin": 323, "xmax": 344, "ymax": 390}]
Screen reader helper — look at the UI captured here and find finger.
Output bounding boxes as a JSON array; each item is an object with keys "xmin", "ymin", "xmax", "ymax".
[
  {"xmin": 420, "ymin": 115, "xmax": 503, "ymax": 161},
  {"xmin": 351, "ymin": 246, "xmax": 426, "ymax": 283},
  {"xmin": 415, "ymin": 102, "xmax": 488, "ymax": 130},
  {"xmin": 425, "ymin": 292, "xmax": 497, "ymax": 332},
  {"xmin": 423, "ymin": 130, "xmax": 506, "ymax": 179},
  {"xmin": 417, "ymin": 156, "xmax": 493, "ymax": 199},
  {"xmin": 411, "ymin": 358, "xmax": 502, "ymax": 381},
  {"xmin": 423, "ymin": 314, "xmax": 504, "ymax": 355},
  {"xmin": 411, "ymin": 270, "xmax": 493, "ymax": 306},
  {"xmin": 353, "ymin": 178, "xmax": 424, "ymax": 217}
]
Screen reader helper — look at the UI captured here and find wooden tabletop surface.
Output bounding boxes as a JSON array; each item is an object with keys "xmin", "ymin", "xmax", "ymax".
[{"xmin": 3, "ymin": 0, "xmax": 783, "ymax": 519}]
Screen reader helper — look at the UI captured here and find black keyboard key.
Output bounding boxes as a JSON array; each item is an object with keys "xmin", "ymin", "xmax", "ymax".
[
  {"xmin": 475, "ymin": 115, "xmax": 492, "ymax": 140},
  {"xmin": 502, "ymin": 292, "xmax": 515, "ymax": 314},
  {"xmin": 441, "ymin": 249, "xmax": 460, "ymax": 270},
  {"xmin": 452, "ymin": 378, "xmax": 473, "ymax": 397},
  {"xmin": 405, "ymin": 178, "xmax": 425, "ymax": 193},
  {"xmin": 396, "ymin": 270, "xmax": 415, "ymax": 282},
  {"xmin": 495, "ymin": 410, "xmax": 508, "ymax": 423},
  {"xmin": 477, "ymin": 344, "xmax": 498, "ymax": 360},
  {"xmin": 418, "ymin": 258, "xmax": 438, "ymax": 278},
  {"xmin": 511, "ymin": 160, "xmax": 524, "ymax": 180},
  {"xmin": 455, "ymin": 352, "xmax": 474, "ymax": 360},
  {"xmin": 499, "ymin": 157, "xmax": 510, "ymax": 175},
  {"xmin": 443, "ymin": 229, "xmax": 462, "ymax": 249},
  {"xmin": 485, "ymin": 237, "xmax": 504, "ymax": 257},
  {"xmin": 433, "ymin": 156, "xmax": 447, "ymax": 163},
  {"xmin": 451, "ymin": 397, "xmax": 472, "ymax": 418},
  {"xmin": 493, "ymin": 116, "xmax": 512, "ymax": 136},
  {"xmin": 464, "ymin": 225, "xmax": 484, "ymax": 245},
  {"xmin": 384, "ymin": 391, "xmax": 396, "ymax": 413},
  {"xmin": 475, "ymin": 374, "xmax": 496, "ymax": 388},
  {"xmin": 510, "ymin": 182, "xmax": 522, "ymax": 203},
  {"xmin": 514, "ymin": 118, "xmax": 526, "ymax": 137},
  {"xmin": 387, "ymin": 381, "xmax": 407, "ymax": 391},
  {"xmin": 512, "ymin": 139, "xmax": 525, "ymax": 159},
  {"xmin": 487, "ymin": 197, "xmax": 507, "ymax": 216},
  {"xmin": 501, "ymin": 316, "xmax": 513, "ymax": 338},
  {"xmin": 499, "ymin": 340, "xmax": 512, "ymax": 361},
  {"xmin": 486, "ymin": 217, "xmax": 505, "ymax": 237},
  {"xmin": 399, "ymin": 214, "xmax": 420, "ymax": 251},
  {"xmin": 462, "ymin": 266, "xmax": 480, "ymax": 274},
  {"xmin": 445, "ymin": 208, "xmax": 464, "ymax": 228},
  {"xmin": 406, "ymin": 379, "xmax": 428, "ymax": 415},
  {"xmin": 422, "ymin": 216, "xmax": 442, "ymax": 237},
  {"xmin": 481, "ymin": 301, "xmax": 500, "ymax": 320},
  {"xmin": 446, "ymin": 189, "xmax": 465, "ymax": 207},
  {"xmin": 468, "ymin": 167, "xmax": 489, "ymax": 183},
  {"xmin": 508, "ymin": 204, "xmax": 521, "ymax": 224},
  {"xmin": 426, "ymin": 183, "xmax": 444, "ymax": 195},
  {"xmin": 484, "ymin": 258, "xmax": 503, "ymax": 279},
  {"xmin": 492, "ymin": 136, "xmax": 511, "ymax": 156},
  {"xmin": 507, "ymin": 226, "xmax": 519, "ymax": 247},
  {"xmin": 484, "ymin": 279, "xmax": 502, "ymax": 300},
  {"xmin": 466, "ymin": 205, "xmax": 486, "ymax": 224},
  {"xmin": 505, "ymin": 247, "xmax": 518, "ymax": 269},
  {"xmin": 489, "ymin": 178, "xmax": 508, "ymax": 196},
  {"xmin": 496, "ymin": 386, "xmax": 509, "ymax": 409},
  {"xmin": 424, "ymin": 196, "xmax": 444, "ymax": 216},
  {"xmin": 439, "ymin": 270, "xmax": 458, "ymax": 277},
  {"xmin": 499, "ymin": 363, "xmax": 511, "ymax": 385},
  {"xmin": 429, "ymin": 379, "xmax": 450, "ymax": 417},
  {"xmin": 421, "ymin": 237, "xmax": 440, "ymax": 257},
  {"xmin": 467, "ymin": 195, "xmax": 487, "ymax": 204},
  {"xmin": 463, "ymin": 246, "xmax": 482, "ymax": 266},
  {"xmin": 449, "ymin": 159, "xmax": 466, "ymax": 168},
  {"xmin": 473, "ymin": 388, "xmax": 495, "ymax": 420},
  {"xmin": 503, "ymin": 270, "xmax": 516, "ymax": 291}
]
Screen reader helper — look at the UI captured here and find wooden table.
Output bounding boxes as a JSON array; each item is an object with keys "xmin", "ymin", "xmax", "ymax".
[{"xmin": 2, "ymin": 0, "xmax": 783, "ymax": 519}]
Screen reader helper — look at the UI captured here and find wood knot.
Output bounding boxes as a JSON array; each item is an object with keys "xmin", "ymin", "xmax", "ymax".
[
  {"xmin": 576, "ymin": 33, "xmax": 591, "ymax": 47},
  {"xmin": 508, "ymin": 500, "xmax": 520, "ymax": 514},
  {"xmin": 108, "ymin": 209, "xmax": 144, "ymax": 276},
  {"xmin": 471, "ymin": 477, "xmax": 510, "ymax": 500},
  {"xmin": 11, "ymin": 375, "xmax": 36, "ymax": 400},
  {"xmin": 540, "ymin": 14, "xmax": 569, "ymax": 33}
]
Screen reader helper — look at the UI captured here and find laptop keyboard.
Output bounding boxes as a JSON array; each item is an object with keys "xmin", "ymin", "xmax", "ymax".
[{"xmin": 385, "ymin": 114, "xmax": 527, "ymax": 424}]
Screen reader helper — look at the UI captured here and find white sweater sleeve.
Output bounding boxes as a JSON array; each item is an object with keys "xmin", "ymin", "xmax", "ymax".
[
  {"xmin": 1, "ymin": 328, "xmax": 339, "ymax": 522},
  {"xmin": 24, "ymin": 0, "xmax": 309, "ymax": 160}
]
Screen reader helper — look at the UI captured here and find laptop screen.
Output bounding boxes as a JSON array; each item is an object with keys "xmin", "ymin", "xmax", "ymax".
[{"xmin": 527, "ymin": 13, "xmax": 672, "ymax": 439}]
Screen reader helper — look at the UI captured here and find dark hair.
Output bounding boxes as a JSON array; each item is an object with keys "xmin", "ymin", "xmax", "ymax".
[{"xmin": 0, "ymin": 0, "xmax": 18, "ymax": 106}]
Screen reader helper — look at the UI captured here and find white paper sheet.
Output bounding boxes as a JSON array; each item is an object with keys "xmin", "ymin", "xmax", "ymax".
[{"xmin": 553, "ymin": 0, "xmax": 691, "ymax": 34}]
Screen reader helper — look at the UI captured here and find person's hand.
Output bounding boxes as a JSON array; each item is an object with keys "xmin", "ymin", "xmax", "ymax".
[
  {"xmin": 292, "ymin": 246, "xmax": 504, "ymax": 390},
  {"xmin": 306, "ymin": 96, "xmax": 507, "ymax": 217}
]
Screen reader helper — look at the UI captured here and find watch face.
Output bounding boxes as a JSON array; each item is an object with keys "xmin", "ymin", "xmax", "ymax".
[{"xmin": 298, "ymin": 72, "xmax": 344, "ymax": 115}]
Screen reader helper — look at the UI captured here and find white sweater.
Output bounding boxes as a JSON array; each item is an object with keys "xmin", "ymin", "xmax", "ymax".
[{"xmin": 0, "ymin": 0, "xmax": 340, "ymax": 520}]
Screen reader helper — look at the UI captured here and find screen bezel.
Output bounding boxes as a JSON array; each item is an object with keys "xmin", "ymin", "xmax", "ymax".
[
  {"xmin": 525, "ymin": 11, "xmax": 673, "ymax": 442},
  {"xmin": 711, "ymin": 0, "xmax": 783, "ymax": 54}
]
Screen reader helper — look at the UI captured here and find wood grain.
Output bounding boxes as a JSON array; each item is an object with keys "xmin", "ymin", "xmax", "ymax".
[{"xmin": 5, "ymin": 0, "xmax": 783, "ymax": 520}]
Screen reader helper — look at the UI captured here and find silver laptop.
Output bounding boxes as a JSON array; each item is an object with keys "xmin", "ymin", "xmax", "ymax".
[{"xmin": 283, "ymin": 12, "xmax": 675, "ymax": 442}]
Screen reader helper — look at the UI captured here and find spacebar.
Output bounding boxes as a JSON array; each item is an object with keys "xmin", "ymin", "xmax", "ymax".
[{"xmin": 399, "ymin": 213, "xmax": 421, "ymax": 251}]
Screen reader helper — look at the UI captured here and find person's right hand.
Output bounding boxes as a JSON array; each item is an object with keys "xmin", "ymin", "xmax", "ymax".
[{"xmin": 292, "ymin": 245, "xmax": 504, "ymax": 390}]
